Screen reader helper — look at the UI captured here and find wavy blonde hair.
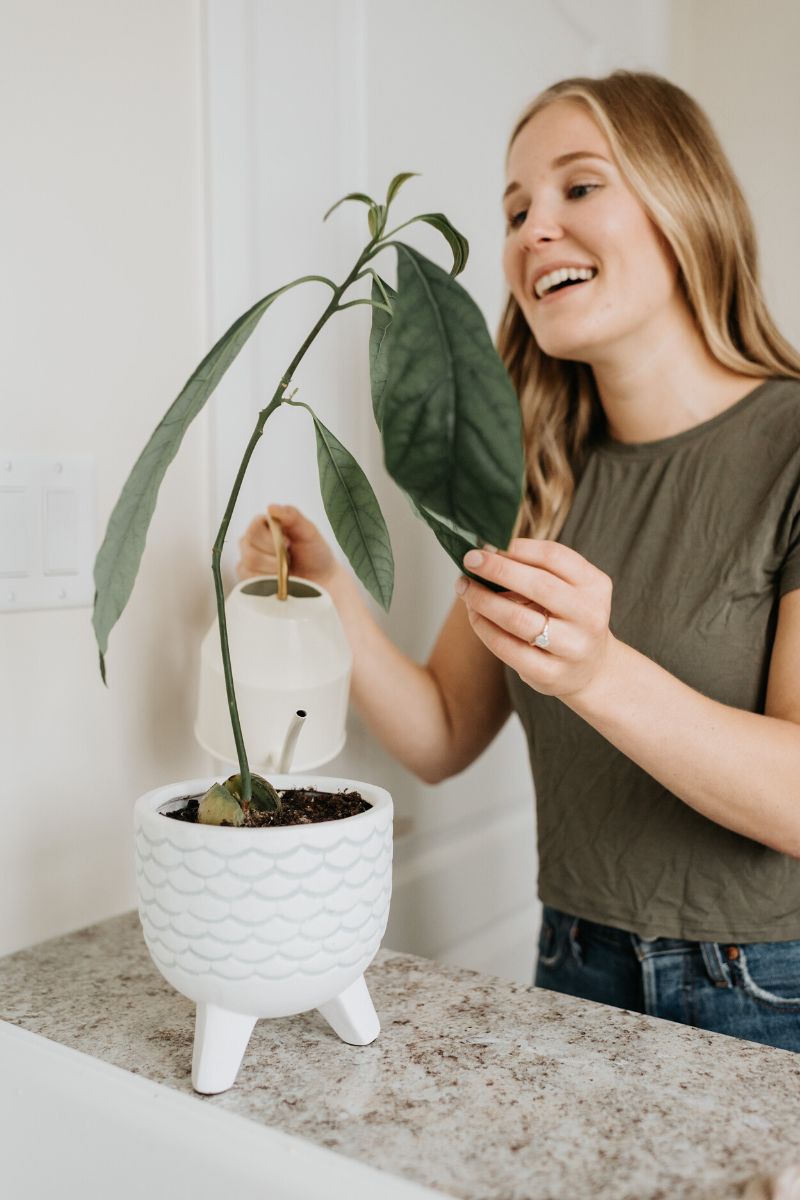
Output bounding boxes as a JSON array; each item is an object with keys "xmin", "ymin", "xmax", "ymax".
[{"xmin": 499, "ymin": 70, "xmax": 800, "ymax": 540}]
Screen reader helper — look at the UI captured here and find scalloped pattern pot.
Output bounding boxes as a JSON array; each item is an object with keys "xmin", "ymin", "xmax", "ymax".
[{"xmin": 133, "ymin": 775, "xmax": 393, "ymax": 1093}]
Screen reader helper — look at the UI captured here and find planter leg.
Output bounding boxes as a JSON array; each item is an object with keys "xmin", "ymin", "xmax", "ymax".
[
  {"xmin": 316, "ymin": 973, "xmax": 380, "ymax": 1045},
  {"xmin": 191, "ymin": 1003, "xmax": 257, "ymax": 1094}
]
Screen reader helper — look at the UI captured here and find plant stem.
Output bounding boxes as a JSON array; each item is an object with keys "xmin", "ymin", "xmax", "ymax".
[{"xmin": 210, "ymin": 254, "xmax": 374, "ymax": 807}]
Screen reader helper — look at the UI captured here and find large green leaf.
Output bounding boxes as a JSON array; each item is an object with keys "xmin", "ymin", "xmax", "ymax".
[
  {"xmin": 405, "ymin": 495, "xmax": 505, "ymax": 591},
  {"xmin": 92, "ymin": 278, "xmax": 315, "ymax": 680},
  {"xmin": 380, "ymin": 244, "xmax": 524, "ymax": 553},
  {"xmin": 406, "ymin": 495, "xmax": 474, "ymax": 566},
  {"xmin": 368, "ymin": 275, "xmax": 396, "ymax": 431},
  {"xmin": 370, "ymin": 278, "xmax": 492, "ymax": 577},
  {"xmin": 298, "ymin": 405, "xmax": 394, "ymax": 610}
]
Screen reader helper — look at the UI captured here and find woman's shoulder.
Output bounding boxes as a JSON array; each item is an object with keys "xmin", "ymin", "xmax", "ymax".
[
  {"xmin": 755, "ymin": 375, "xmax": 800, "ymax": 409},
  {"xmin": 745, "ymin": 376, "xmax": 800, "ymax": 439}
]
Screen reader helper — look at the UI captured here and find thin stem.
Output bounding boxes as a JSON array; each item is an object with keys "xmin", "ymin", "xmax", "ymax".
[
  {"xmin": 370, "ymin": 272, "xmax": 393, "ymax": 311},
  {"xmin": 337, "ymin": 297, "xmax": 393, "ymax": 314},
  {"xmin": 352, "ymin": 267, "xmax": 392, "ymax": 305},
  {"xmin": 373, "ymin": 215, "xmax": 419, "ymax": 241},
  {"xmin": 362, "ymin": 239, "xmax": 399, "ymax": 265},
  {"xmin": 297, "ymin": 275, "xmax": 339, "ymax": 292},
  {"xmin": 210, "ymin": 254, "xmax": 372, "ymax": 807}
]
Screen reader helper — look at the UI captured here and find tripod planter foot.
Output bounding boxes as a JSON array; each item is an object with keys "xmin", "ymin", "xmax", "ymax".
[
  {"xmin": 192, "ymin": 1002, "xmax": 257, "ymax": 1094},
  {"xmin": 317, "ymin": 973, "xmax": 380, "ymax": 1045}
]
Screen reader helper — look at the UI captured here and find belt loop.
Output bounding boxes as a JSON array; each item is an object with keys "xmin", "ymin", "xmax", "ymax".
[
  {"xmin": 569, "ymin": 918, "xmax": 584, "ymax": 966},
  {"xmin": 700, "ymin": 941, "xmax": 732, "ymax": 988}
]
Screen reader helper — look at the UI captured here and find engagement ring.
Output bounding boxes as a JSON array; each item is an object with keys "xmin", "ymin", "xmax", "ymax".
[{"xmin": 532, "ymin": 613, "xmax": 551, "ymax": 651}]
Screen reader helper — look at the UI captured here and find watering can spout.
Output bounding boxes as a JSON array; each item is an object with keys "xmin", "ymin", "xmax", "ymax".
[{"xmin": 275, "ymin": 709, "xmax": 307, "ymax": 773}]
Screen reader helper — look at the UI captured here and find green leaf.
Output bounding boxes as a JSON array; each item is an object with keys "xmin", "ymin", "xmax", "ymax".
[
  {"xmin": 92, "ymin": 276, "xmax": 316, "ymax": 679},
  {"xmin": 385, "ymin": 172, "xmax": 419, "ymax": 207},
  {"xmin": 368, "ymin": 275, "xmax": 396, "ymax": 431},
  {"xmin": 368, "ymin": 205, "xmax": 387, "ymax": 238},
  {"xmin": 405, "ymin": 496, "xmax": 505, "ymax": 592},
  {"xmin": 406, "ymin": 494, "xmax": 474, "ymax": 565},
  {"xmin": 292, "ymin": 404, "xmax": 394, "ymax": 609},
  {"xmin": 401, "ymin": 214, "xmax": 469, "ymax": 276},
  {"xmin": 366, "ymin": 258, "xmax": 512, "ymax": 582},
  {"xmin": 381, "ymin": 243, "xmax": 524, "ymax": 552},
  {"xmin": 323, "ymin": 191, "xmax": 376, "ymax": 221}
]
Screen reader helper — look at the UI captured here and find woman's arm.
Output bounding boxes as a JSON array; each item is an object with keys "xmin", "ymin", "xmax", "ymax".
[
  {"xmin": 325, "ymin": 567, "xmax": 511, "ymax": 784},
  {"xmin": 457, "ymin": 540, "xmax": 800, "ymax": 857}
]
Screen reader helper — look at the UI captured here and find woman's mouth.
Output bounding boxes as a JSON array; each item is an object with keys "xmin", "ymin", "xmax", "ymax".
[{"xmin": 534, "ymin": 266, "xmax": 598, "ymax": 302}]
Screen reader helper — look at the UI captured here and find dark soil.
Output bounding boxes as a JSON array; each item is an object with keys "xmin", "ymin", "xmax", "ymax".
[{"xmin": 164, "ymin": 787, "xmax": 371, "ymax": 828}]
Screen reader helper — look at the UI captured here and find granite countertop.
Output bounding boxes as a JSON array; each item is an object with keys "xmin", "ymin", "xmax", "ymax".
[{"xmin": 2, "ymin": 912, "xmax": 800, "ymax": 1200}]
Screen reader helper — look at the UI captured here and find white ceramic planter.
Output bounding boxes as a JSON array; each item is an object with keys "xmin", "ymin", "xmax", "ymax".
[{"xmin": 134, "ymin": 775, "xmax": 393, "ymax": 1094}]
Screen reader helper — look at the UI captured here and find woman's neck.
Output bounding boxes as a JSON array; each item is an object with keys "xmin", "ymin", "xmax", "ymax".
[{"xmin": 588, "ymin": 307, "xmax": 766, "ymax": 444}]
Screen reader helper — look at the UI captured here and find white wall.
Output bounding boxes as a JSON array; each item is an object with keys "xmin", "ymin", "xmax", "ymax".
[
  {"xmin": 0, "ymin": 1, "xmax": 211, "ymax": 954},
  {"xmin": 670, "ymin": 0, "xmax": 800, "ymax": 351}
]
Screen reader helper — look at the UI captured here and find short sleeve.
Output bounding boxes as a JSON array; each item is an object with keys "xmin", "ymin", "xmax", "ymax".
[{"xmin": 779, "ymin": 489, "xmax": 800, "ymax": 596}]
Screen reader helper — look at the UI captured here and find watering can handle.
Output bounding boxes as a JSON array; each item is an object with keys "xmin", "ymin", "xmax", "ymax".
[{"xmin": 265, "ymin": 512, "xmax": 289, "ymax": 601}]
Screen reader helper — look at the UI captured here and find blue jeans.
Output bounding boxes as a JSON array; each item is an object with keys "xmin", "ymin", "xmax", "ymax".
[{"xmin": 535, "ymin": 905, "xmax": 800, "ymax": 1052}]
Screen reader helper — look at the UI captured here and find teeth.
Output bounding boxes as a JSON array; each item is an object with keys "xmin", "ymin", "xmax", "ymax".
[{"xmin": 534, "ymin": 266, "xmax": 596, "ymax": 299}]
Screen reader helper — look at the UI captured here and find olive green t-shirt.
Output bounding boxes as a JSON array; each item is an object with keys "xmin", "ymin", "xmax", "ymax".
[{"xmin": 505, "ymin": 377, "xmax": 800, "ymax": 941}]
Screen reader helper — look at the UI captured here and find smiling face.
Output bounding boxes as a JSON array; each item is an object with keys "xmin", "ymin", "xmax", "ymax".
[{"xmin": 502, "ymin": 100, "xmax": 685, "ymax": 367}]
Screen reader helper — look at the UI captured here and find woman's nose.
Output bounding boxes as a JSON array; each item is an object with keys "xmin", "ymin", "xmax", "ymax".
[{"xmin": 519, "ymin": 205, "xmax": 562, "ymax": 247}]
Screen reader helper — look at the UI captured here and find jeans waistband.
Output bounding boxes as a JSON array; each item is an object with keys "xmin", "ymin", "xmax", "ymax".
[{"xmin": 544, "ymin": 905, "xmax": 735, "ymax": 985}]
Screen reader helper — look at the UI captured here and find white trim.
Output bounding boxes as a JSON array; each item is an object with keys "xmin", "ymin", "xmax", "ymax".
[{"xmin": 203, "ymin": 0, "xmax": 260, "ymax": 575}]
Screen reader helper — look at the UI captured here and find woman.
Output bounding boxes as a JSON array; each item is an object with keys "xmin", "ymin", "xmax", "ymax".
[{"xmin": 237, "ymin": 71, "xmax": 800, "ymax": 1051}]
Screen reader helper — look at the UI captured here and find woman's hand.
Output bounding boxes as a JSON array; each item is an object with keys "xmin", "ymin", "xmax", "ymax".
[
  {"xmin": 236, "ymin": 504, "xmax": 339, "ymax": 588},
  {"xmin": 454, "ymin": 539, "xmax": 614, "ymax": 700}
]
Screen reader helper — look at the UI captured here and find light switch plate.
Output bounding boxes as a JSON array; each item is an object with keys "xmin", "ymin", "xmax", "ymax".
[{"xmin": 0, "ymin": 454, "xmax": 95, "ymax": 611}]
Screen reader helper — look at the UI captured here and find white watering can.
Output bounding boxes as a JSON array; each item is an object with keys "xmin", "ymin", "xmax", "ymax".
[{"xmin": 194, "ymin": 516, "xmax": 352, "ymax": 772}]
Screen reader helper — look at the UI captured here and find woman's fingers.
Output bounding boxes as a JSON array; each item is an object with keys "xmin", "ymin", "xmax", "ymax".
[
  {"xmin": 240, "ymin": 505, "xmax": 300, "ymax": 555},
  {"xmin": 236, "ymin": 506, "xmax": 290, "ymax": 580},
  {"xmin": 239, "ymin": 515, "xmax": 272, "ymax": 554},
  {"xmin": 458, "ymin": 580, "xmax": 567, "ymax": 655},
  {"xmin": 492, "ymin": 538, "xmax": 595, "ymax": 585},
  {"xmin": 269, "ymin": 503, "xmax": 323, "ymax": 548},
  {"xmin": 237, "ymin": 503, "xmax": 337, "ymax": 587},
  {"xmin": 455, "ymin": 539, "xmax": 614, "ymax": 699},
  {"xmin": 463, "ymin": 548, "xmax": 578, "ymax": 619}
]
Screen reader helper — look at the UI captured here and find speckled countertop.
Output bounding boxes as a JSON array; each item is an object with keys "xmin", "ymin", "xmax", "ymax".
[{"xmin": 2, "ymin": 912, "xmax": 800, "ymax": 1200}]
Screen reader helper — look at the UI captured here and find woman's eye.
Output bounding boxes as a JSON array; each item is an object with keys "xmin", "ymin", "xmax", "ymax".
[
  {"xmin": 567, "ymin": 183, "xmax": 599, "ymax": 200},
  {"xmin": 507, "ymin": 210, "xmax": 527, "ymax": 230}
]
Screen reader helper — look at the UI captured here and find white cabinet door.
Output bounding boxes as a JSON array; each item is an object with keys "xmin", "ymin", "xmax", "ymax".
[{"xmin": 203, "ymin": 0, "xmax": 670, "ymax": 983}]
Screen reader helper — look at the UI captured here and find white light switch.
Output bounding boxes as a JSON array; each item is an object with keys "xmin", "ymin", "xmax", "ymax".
[
  {"xmin": 44, "ymin": 489, "xmax": 79, "ymax": 575},
  {"xmin": 0, "ymin": 455, "xmax": 95, "ymax": 611},
  {"xmin": 0, "ymin": 487, "xmax": 32, "ymax": 577}
]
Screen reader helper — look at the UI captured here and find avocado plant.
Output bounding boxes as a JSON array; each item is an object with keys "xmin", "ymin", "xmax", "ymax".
[{"xmin": 92, "ymin": 174, "xmax": 525, "ymax": 825}]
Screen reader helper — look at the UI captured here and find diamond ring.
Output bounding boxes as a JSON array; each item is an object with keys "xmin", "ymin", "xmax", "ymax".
[{"xmin": 531, "ymin": 613, "xmax": 551, "ymax": 651}]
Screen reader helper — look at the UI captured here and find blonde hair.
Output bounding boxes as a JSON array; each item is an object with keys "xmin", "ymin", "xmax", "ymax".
[{"xmin": 499, "ymin": 70, "xmax": 800, "ymax": 540}]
